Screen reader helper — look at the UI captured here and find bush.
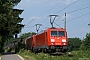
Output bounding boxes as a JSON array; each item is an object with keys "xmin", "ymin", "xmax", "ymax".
[
  {"xmin": 80, "ymin": 33, "xmax": 90, "ymax": 50},
  {"xmin": 18, "ymin": 49, "xmax": 90, "ymax": 60}
]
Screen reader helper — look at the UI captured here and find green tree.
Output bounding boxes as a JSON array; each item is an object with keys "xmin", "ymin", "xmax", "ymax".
[
  {"xmin": 20, "ymin": 32, "xmax": 36, "ymax": 40},
  {"xmin": 81, "ymin": 33, "xmax": 90, "ymax": 50},
  {"xmin": 68, "ymin": 37, "xmax": 82, "ymax": 51},
  {"xmin": 0, "ymin": 0, "xmax": 24, "ymax": 52}
]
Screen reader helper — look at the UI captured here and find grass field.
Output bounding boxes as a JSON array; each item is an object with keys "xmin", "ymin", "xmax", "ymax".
[{"xmin": 18, "ymin": 49, "xmax": 90, "ymax": 60}]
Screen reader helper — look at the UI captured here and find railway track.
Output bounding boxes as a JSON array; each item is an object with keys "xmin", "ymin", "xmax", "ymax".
[{"xmin": 49, "ymin": 52, "xmax": 74, "ymax": 57}]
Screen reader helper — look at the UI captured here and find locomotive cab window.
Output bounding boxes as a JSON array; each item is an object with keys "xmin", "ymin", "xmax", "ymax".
[
  {"xmin": 58, "ymin": 31, "xmax": 65, "ymax": 36},
  {"xmin": 51, "ymin": 31, "xmax": 57, "ymax": 36},
  {"xmin": 51, "ymin": 31, "xmax": 65, "ymax": 36}
]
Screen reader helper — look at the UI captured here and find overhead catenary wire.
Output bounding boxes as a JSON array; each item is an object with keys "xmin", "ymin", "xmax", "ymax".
[
  {"xmin": 24, "ymin": 25, "xmax": 35, "ymax": 28},
  {"xmin": 32, "ymin": 0, "xmax": 63, "ymax": 25},
  {"xmin": 23, "ymin": 0, "xmax": 90, "ymax": 33},
  {"xmin": 44, "ymin": 14, "xmax": 64, "ymax": 28},
  {"xmin": 38, "ymin": 0, "xmax": 80, "ymax": 26},
  {"xmin": 24, "ymin": 0, "xmax": 63, "ymax": 28},
  {"xmin": 55, "ymin": 0, "xmax": 80, "ymax": 14},
  {"xmin": 54, "ymin": 22, "xmax": 61, "ymax": 28},
  {"xmin": 39, "ymin": 16, "xmax": 49, "ymax": 23},
  {"xmin": 24, "ymin": 0, "xmax": 79, "ymax": 29},
  {"xmin": 24, "ymin": 16, "xmax": 49, "ymax": 29},
  {"xmin": 67, "ymin": 4, "xmax": 90, "ymax": 13},
  {"xmin": 53, "ymin": 2, "xmax": 90, "ymax": 27},
  {"xmin": 24, "ymin": 19, "xmax": 35, "ymax": 28},
  {"xmin": 47, "ymin": 2, "xmax": 90, "ymax": 27},
  {"xmin": 58, "ymin": 12, "xmax": 90, "ymax": 26},
  {"xmin": 67, "ymin": 12, "xmax": 90, "ymax": 22},
  {"xmin": 39, "ymin": 0, "xmax": 63, "ymax": 16},
  {"xmin": 43, "ymin": 0, "xmax": 79, "ymax": 26},
  {"xmin": 43, "ymin": 3, "xmax": 90, "ymax": 30},
  {"xmin": 55, "ymin": 14, "xmax": 64, "ymax": 22},
  {"xmin": 53, "ymin": 1, "xmax": 90, "ymax": 24},
  {"xmin": 23, "ymin": 25, "xmax": 36, "ymax": 33},
  {"xmin": 25, "ymin": 24, "xmax": 49, "ymax": 33}
]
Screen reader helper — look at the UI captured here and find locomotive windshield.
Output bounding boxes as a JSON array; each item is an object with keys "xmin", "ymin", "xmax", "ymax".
[
  {"xmin": 51, "ymin": 31, "xmax": 65, "ymax": 36},
  {"xmin": 58, "ymin": 31, "xmax": 65, "ymax": 36},
  {"xmin": 51, "ymin": 31, "xmax": 57, "ymax": 36}
]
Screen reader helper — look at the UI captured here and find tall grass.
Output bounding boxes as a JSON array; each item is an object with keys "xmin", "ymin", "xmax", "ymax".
[
  {"xmin": 18, "ymin": 49, "xmax": 90, "ymax": 60},
  {"xmin": 71, "ymin": 50, "xmax": 90, "ymax": 60}
]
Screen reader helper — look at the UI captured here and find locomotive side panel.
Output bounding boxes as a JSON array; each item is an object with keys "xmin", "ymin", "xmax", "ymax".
[{"xmin": 34, "ymin": 32, "xmax": 48, "ymax": 49}]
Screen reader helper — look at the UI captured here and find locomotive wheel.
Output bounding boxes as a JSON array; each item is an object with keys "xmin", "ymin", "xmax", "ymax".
[
  {"xmin": 42, "ymin": 49, "xmax": 47, "ymax": 53},
  {"xmin": 34, "ymin": 49, "xmax": 39, "ymax": 54},
  {"xmin": 62, "ymin": 49, "xmax": 67, "ymax": 53}
]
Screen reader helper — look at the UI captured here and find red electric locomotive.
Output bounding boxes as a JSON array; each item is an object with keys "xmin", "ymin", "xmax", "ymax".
[{"xmin": 25, "ymin": 27, "xmax": 68, "ymax": 53}]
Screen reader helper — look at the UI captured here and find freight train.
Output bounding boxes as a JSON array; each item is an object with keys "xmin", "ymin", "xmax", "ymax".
[{"xmin": 25, "ymin": 27, "xmax": 68, "ymax": 53}]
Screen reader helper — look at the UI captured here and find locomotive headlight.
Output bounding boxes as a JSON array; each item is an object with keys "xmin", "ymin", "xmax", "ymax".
[
  {"xmin": 63, "ymin": 43, "xmax": 66, "ymax": 45},
  {"xmin": 51, "ymin": 39, "xmax": 55, "ymax": 42},
  {"xmin": 62, "ymin": 39, "xmax": 66, "ymax": 42}
]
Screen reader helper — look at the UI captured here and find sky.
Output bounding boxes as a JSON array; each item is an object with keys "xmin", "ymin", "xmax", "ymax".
[{"xmin": 14, "ymin": 0, "xmax": 90, "ymax": 39}]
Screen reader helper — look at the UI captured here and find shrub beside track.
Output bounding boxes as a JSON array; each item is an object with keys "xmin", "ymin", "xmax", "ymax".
[{"xmin": 18, "ymin": 49, "xmax": 90, "ymax": 60}]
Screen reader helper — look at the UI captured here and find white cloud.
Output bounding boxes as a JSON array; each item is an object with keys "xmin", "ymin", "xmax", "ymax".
[
  {"xmin": 21, "ymin": 0, "xmax": 31, "ymax": 4},
  {"xmin": 79, "ymin": 28, "xmax": 90, "ymax": 33},
  {"xmin": 16, "ymin": 0, "xmax": 41, "ymax": 8},
  {"xmin": 67, "ymin": 27, "xmax": 90, "ymax": 39},
  {"xmin": 30, "ymin": 16, "xmax": 41, "ymax": 20},
  {"xmin": 31, "ymin": 1, "xmax": 40, "ymax": 4},
  {"xmin": 63, "ymin": 0, "xmax": 77, "ymax": 4},
  {"xmin": 49, "ymin": 0, "xmax": 62, "ymax": 6}
]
